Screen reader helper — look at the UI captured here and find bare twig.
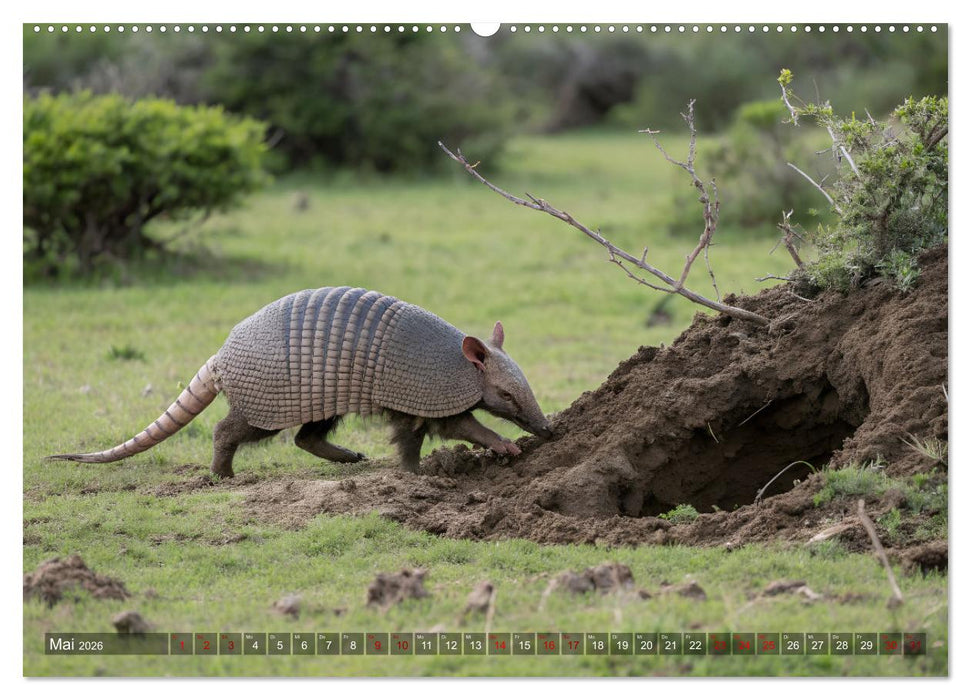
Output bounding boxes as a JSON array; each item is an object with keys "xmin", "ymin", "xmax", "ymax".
[
  {"xmin": 787, "ymin": 162, "xmax": 841, "ymax": 214},
  {"xmin": 755, "ymin": 461, "xmax": 813, "ymax": 506},
  {"xmin": 857, "ymin": 499, "xmax": 904, "ymax": 609},
  {"xmin": 438, "ymin": 113, "xmax": 769, "ymax": 326},
  {"xmin": 609, "ymin": 254, "xmax": 675, "ymax": 293},
  {"xmin": 640, "ymin": 101, "xmax": 722, "ymax": 297},
  {"xmin": 775, "ymin": 210, "xmax": 805, "ymax": 269},
  {"xmin": 788, "ymin": 290, "xmax": 819, "ymax": 304},
  {"xmin": 757, "ymin": 274, "xmax": 794, "ymax": 283},
  {"xmin": 780, "ymin": 81, "xmax": 800, "ymax": 125},
  {"xmin": 737, "ymin": 400, "xmax": 773, "ymax": 428},
  {"xmin": 824, "ymin": 124, "xmax": 860, "ymax": 177},
  {"xmin": 703, "ymin": 239, "xmax": 721, "ymax": 301}
]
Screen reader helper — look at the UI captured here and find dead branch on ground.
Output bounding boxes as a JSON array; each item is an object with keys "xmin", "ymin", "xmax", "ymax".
[
  {"xmin": 439, "ymin": 101, "xmax": 769, "ymax": 327},
  {"xmin": 857, "ymin": 499, "xmax": 904, "ymax": 610}
]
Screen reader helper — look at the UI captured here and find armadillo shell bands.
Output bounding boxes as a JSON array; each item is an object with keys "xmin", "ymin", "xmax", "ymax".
[{"xmin": 215, "ymin": 287, "xmax": 482, "ymax": 429}]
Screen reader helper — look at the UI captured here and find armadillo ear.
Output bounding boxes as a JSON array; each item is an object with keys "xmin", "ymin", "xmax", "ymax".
[
  {"xmin": 492, "ymin": 321, "xmax": 505, "ymax": 350},
  {"xmin": 462, "ymin": 336, "xmax": 490, "ymax": 371}
]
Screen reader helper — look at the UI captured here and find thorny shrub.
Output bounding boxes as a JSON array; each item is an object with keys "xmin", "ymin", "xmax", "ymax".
[{"xmin": 779, "ymin": 70, "xmax": 947, "ymax": 292}]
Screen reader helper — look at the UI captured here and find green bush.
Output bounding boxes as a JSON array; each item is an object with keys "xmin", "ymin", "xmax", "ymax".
[
  {"xmin": 779, "ymin": 72, "xmax": 948, "ymax": 291},
  {"xmin": 23, "ymin": 92, "xmax": 268, "ymax": 275},
  {"xmin": 203, "ymin": 33, "xmax": 513, "ymax": 173}
]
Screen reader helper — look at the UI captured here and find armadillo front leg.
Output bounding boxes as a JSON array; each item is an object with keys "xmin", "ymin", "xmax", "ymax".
[
  {"xmin": 437, "ymin": 411, "xmax": 522, "ymax": 456},
  {"xmin": 212, "ymin": 407, "xmax": 282, "ymax": 478},
  {"xmin": 295, "ymin": 418, "xmax": 366, "ymax": 463}
]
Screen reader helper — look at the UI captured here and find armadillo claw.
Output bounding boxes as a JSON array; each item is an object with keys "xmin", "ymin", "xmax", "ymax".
[{"xmin": 491, "ymin": 440, "xmax": 521, "ymax": 457}]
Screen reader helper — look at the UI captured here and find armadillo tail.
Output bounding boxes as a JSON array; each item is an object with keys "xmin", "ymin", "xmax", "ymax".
[{"xmin": 48, "ymin": 357, "xmax": 221, "ymax": 464}]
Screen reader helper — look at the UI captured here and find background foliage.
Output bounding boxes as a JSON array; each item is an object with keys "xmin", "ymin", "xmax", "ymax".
[
  {"xmin": 24, "ymin": 26, "xmax": 947, "ymax": 171},
  {"xmin": 23, "ymin": 92, "xmax": 268, "ymax": 277}
]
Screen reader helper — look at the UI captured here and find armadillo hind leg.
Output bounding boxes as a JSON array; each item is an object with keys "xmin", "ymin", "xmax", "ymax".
[
  {"xmin": 212, "ymin": 407, "xmax": 281, "ymax": 478},
  {"xmin": 387, "ymin": 412, "xmax": 428, "ymax": 473},
  {"xmin": 294, "ymin": 418, "xmax": 366, "ymax": 464}
]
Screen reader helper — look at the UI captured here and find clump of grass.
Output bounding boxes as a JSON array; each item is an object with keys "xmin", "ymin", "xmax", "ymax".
[
  {"xmin": 813, "ymin": 462, "xmax": 889, "ymax": 507},
  {"xmin": 903, "ymin": 476, "xmax": 947, "ymax": 515},
  {"xmin": 876, "ymin": 251, "xmax": 922, "ymax": 292},
  {"xmin": 915, "ymin": 509, "xmax": 948, "ymax": 542},
  {"xmin": 108, "ymin": 344, "xmax": 146, "ymax": 362},
  {"xmin": 901, "ymin": 434, "xmax": 948, "ymax": 466},
  {"xmin": 814, "ymin": 464, "xmax": 947, "ymax": 521},
  {"xmin": 878, "ymin": 508, "xmax": 903, "ymax": 542},
  {"xmin": 807, "ymin": 538, "xmax": 849, "ymax": 560},
  {"xmin": 659, "ymin": 504, "xmax": 700, "ymax": 524}
]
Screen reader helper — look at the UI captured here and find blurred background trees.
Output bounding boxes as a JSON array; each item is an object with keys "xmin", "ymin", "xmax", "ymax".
[
  {"xmin": 23, "ymin": 25, "xmax": 947, "ymax": 276},
  {"xmin": 24, "ymin": 27, "xmax": 947, "ymax": 170}
]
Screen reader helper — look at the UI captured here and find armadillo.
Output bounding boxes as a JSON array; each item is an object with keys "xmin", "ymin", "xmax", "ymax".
[{"xmin": 51, "ymin": 286, "xmax": 553, "ymax": 476}]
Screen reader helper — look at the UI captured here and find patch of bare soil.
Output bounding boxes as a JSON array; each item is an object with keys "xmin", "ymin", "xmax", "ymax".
[
  {"xmin": 24, "ymin": 554, "xmax": 130, "ymax": 606},
  {"xmin": 366, "ymin": 568, "xmax": 429, "ymax": 609},
  {"xmin": 241, "ymin": 246, "xmax": 947, "ymax": 555}
]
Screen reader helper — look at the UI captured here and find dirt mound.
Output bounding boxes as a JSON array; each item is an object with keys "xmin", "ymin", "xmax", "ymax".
[
  {"xmin": 547, "ymin": 563, "xmax": 636, "ymax": 595},
  {"xmin": 366, "ymin": 569, "xmax": 429, "ymax": 609},
  {"xmin": 243, "ymin": 246, "xmax": 947, "ymax": 550},
  {"xmin": 24, "ymin": 555, "xmax": 130, "ymax": 606}
]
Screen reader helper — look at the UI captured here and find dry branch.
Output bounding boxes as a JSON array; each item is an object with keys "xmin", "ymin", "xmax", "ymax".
[
  {"xmin": 773, "ymin": 209, "xmax": 805, "ymax": 269},
  {"xmin": 639, "ymin": 101, "xmax": 722, "ymax": 300},
  {"xmin": 826, "ymin": 124, "xmax": 860, "ymax": 177},
  {"xmin": 439, "ymin": 105, "xmax": 770, "ymax": 327},
  {"xmin": 857, "ymin": 499, "xmax": 904, "ymax": 610},
  {"xmin": 787, "ymin": 162, "xmax": 841, "ymax": 214}
]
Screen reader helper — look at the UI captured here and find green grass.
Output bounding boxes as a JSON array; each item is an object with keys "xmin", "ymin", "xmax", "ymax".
[
  {"xmin": 23, "ymin": 509, "xmax": 947, "ymax": 676},
  {"xmin": 23, "ymin": 130, "xmax": 946, "ymax": 676},
  {"xmin": 813, "ymin": 464, "xmax": 948, "ymax": 520}
]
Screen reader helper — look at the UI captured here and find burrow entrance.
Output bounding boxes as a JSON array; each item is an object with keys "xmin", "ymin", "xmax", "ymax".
[
  {"xmin": 529, "ymin": 375, "xmax": 869, "ymax": 521},
  {"xmin": 630, "ymin": 380, "xmax": 864, "ymax": 516}
]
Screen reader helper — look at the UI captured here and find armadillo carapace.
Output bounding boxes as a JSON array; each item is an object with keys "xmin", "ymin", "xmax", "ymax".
[{"xmin": 52, "ymin": 286, "xmax": 553, "ymax": 476}]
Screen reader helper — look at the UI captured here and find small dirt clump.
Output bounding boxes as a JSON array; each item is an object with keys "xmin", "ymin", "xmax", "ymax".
[
  {"xmin": 763, "ymin": 580, "xmax": 808, "ymax": 596},
  {"xmin": 660, "ymin": 580, "xmax": 708, "ymax": 601},
  {"xmin": 547, "ymin": 563, "xmax": 635, "ymax": 595},
  {"xmin": 273, "ymin": 594, "xmax": 303, "ymax": 619},
  {"xmin": 366, "ymin": 568, "xmax": 429, "ymax": 609},
  {"xmin": 24, "ymin": 555, "xmax": 129, "ymax": 606},
  {"xmin": 112, "ymin": 611, "xmax": 150, "ymax": 634},
  {"xmin": 462, "ymin": 581, "xmax": 495, "ymax": 618}
]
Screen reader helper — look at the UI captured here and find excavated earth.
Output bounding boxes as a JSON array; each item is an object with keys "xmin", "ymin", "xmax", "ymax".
[{"xmin": 235, "ymin": 246, "xmax": 947, "ymax": 560}]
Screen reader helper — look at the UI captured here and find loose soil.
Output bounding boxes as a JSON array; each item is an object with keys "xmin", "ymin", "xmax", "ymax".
[
  {"xmin": 366, "ymin": 569, "xmax": 430, "ymax": 609},
  {"xmin": 24, "ymin": 555, "xmax": 130, "ymax": 606},
  {"xmin": 235, "ymin": 246, "xmax": 947, "ymax": 556}
]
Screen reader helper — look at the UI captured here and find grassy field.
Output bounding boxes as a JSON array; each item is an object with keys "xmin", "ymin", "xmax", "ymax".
[{"xmin": 22, "ymin": 130, "xmax": 947, "ymax": 676}]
